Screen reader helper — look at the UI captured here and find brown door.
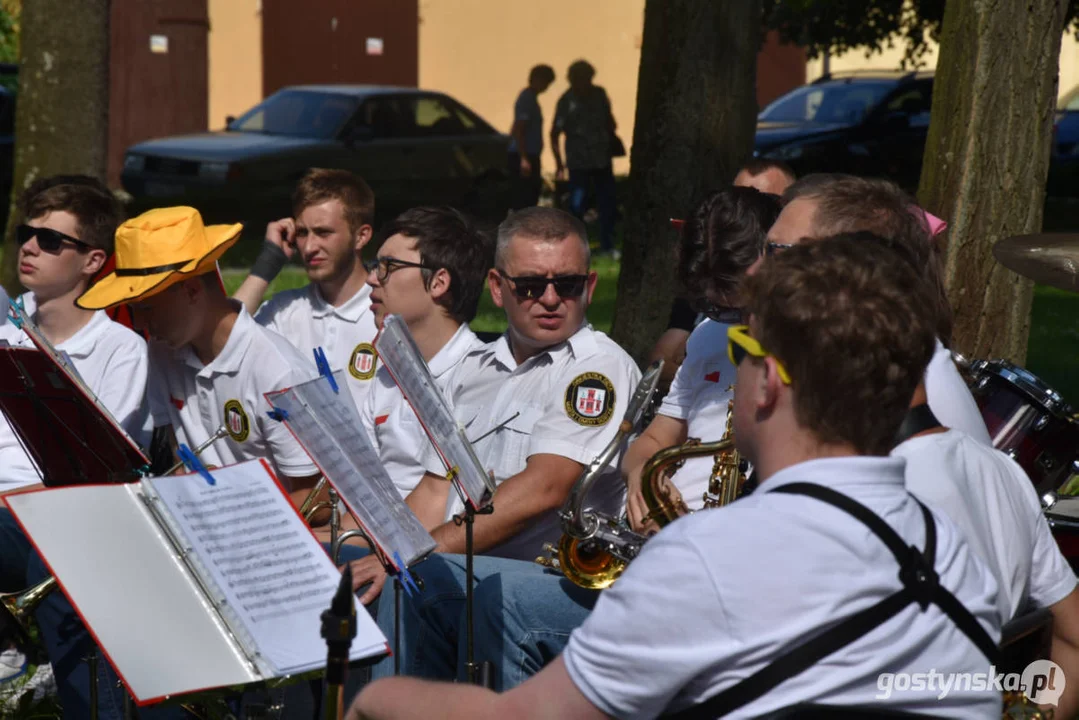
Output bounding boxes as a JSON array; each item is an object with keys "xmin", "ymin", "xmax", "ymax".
[
  {"xmin": 108, "ymin": 0, "xmax": 209, "ymax": 187},
  {"xmin": 261, "ymin": 0, "xmax": 418, "ymax": 98},
  {"xmin": 756, "ymin": 30, "xmax": 806, "ymax": 110}
]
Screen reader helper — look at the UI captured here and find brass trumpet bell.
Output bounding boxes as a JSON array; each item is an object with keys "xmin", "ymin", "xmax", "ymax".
[
  {"xmin": 544, "ymin": 537, "xmax": 628, "ymax": 591},
  {"xmin": 0, "ymin": 576, "xmax": 58, "ymax": 658}
]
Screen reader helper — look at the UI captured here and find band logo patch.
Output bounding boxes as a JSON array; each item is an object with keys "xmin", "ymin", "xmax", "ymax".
[
  {"xmin": 564, "ymin": 372, "xmax": 616, "ymax": 427},
  {"xmin": 349, "ymin": 342, "xmax": 378, "ymax": 381},
  {"xmin": 223, "ymin": 399, "xmax": 250, "ymax": 442}
]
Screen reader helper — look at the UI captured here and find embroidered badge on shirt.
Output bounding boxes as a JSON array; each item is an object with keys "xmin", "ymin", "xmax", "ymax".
[
  {"xmin": 349, "ymin": 342, "xmax": 378, "ymax": 381},
  {"xmin": 223, "ymin": 399, "xmax": 250, "ymax": 442},
  {"xmin": 564, "ymin": 372, "xmax": 616, "ymax": 427}
]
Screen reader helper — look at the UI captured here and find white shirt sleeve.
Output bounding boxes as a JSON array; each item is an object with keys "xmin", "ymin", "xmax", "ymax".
[
  {"xmin": 529, "ymin": 355, "xmax": 642, "ymax": 466},
  {"xmin": 359, "ymin": 370, "xmax": 380, "ymax": 448},
  {"xmin": 1027, "ymin": 509, "xmax": 1079, "ymax": 609},
  {"xmin": 562, "ymin": 523, "xmax": 732, "ymax": 720},
  {"xmin": 93, "ymin": 334, "xmax": 151, "ymax": 447},
  {"xmin": 924, "ymin": 341, "xmax": 992, "ymax": 445},
  {"xmin": 657, "ymin": 356, "xmax": 694, "ymax": 421}
]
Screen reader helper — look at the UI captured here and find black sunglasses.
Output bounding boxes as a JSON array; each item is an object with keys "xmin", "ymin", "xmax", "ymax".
[
  {"xmin": 765, "ymin": 241, "xmax": 794, "ymax": 256},
  {"xmin": 496, "ymin": 270, "xmax": 589, "ymax": 301},
  {"xmin": 16, "ymin": 224, "xmax": 94, "ymax": 253}
]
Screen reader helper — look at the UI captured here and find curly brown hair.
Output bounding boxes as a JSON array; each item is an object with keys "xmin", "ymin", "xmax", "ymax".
[{"xmin": 742, "ymin": 232, "xmax": 937, "ymax": 455}]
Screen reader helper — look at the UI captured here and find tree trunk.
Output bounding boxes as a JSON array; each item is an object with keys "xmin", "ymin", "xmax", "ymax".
[
  {"xmin": 917, "ymin": 0, "xmax": 1066, "ymax": 364},
  {"xmin": 609, "ymin": 0, "xmax": 761, "ymax": 364},
  {"xmin": 0, "ymin": 0, "xmax": 110, "ymax": 295}
]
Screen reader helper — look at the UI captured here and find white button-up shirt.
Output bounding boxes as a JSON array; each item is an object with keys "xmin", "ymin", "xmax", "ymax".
[
  {"xmin": 657, "ymin": 318, "xmax": 738, "ymax": 509},
  {"xmin": 895, "ymin": 428, "xmax": 1077, "ymax": 622},
  {"xmin": 359, "ymin": 324, "xmax": 485, "ymax": 498},
  {"xmin": 0, "ymin": 293, "xmax": 151, "ymax": 490},
  {"xmin": 427, "ymin": 324, "xmax": 642, "ymax": 561},
  {"xmin": 563, "ymin": 456, "xmax": 1002, "ymax": 720},
  {"xmin": 149, "ymin": 304, "xmax": 318, "ymax": 484},
  {"xmin": 254, "ymin": 283, "xmax": 378, "ymax": 414}
]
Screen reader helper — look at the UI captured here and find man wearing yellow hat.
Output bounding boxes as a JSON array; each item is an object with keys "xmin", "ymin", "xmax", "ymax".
[
  {"xmin": 77, "ymin": 205, "xmax": 323, "ymax": 509},
  {"xmin": 23, "ymin": 205, "xmax": 329, "ymax": 717}
]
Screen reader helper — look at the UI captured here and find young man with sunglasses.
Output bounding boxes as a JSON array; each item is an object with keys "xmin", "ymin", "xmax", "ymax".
[
  {"xmin": 347, "ymin": 207, "xmax": 640, "ymax": 677},
  {"xmin": 346, "ymin": 235, "xmax": 1003, "ymax": 720},
  {"xmin": 624, "ymin": 187, "xmax": 779, "ymax": 536},
  {"xmin": 357, "ymin": 207, "xmax": 490, "ymax": 512},
  {"xmin": 233, "ymin": 168, "xmax": 379, "ymax": 413},
  {"xmin": 758, "ymin": 173, "xmax": 991, "ymax": 445},
  {"xmin": 0, "ymin": 176, "xmax": 150, "ymax": 496},
  {"xmin": 0, "ymin": 176, "xmax": 150, "ymax": 695}
]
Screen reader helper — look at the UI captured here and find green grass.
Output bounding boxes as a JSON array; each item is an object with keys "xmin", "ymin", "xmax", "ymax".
[
  {"xmin": 222, "ymin": 262, "xmax": 1079, "ymax": 405},
  {"xmin": 221, "ymin": 253, "xmax": 623, "ymax": 336}
]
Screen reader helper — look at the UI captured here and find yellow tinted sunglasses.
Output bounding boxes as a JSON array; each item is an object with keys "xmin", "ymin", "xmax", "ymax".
[{"xmin": 727, "ymin": 325, "xmax": 792, "ymax": 385}]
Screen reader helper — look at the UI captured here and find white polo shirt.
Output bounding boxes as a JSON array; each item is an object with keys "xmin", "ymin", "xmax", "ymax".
[
  {"xmin": 563, "ymin": 456, "xmax": 1001, "ymax": 720},
  {"xmin": 359, "ymin": 324, "xmax": 485, "ymax": 498},
  {"xmin": 656, "ymin": 318, "xmax": 738, "ymax": 509},
  {"xmin": 925, "ymin": 339, "xmax": 991, "ymax": 445},
  {"xmin": 428, "ymin": 324, "xmax": 642, "ymax": 561},
  {"xmin": 254, "ymin": 283, "xmax": 378, "ymax": 414},
  {"xmin": 894, "ymin": 428, "xmax": 1077, "ymax": 622},
  {"xmin": 148, "ymin": 304, "xmax": 318, "ymax": 484},
  {"xmin": 0, "ymin": 293, "xmax": 151, "ymax": 490}
]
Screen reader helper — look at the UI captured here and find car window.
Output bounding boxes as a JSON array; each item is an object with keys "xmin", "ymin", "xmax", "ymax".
[
  {"xmin": 353, "ymin": 97, "xmax": 411, "ymax": 139},
  {"xmin": 411, "ymin": 96, "xmax": 473, "ymax": 136},
  {"xmin": 882, "ymin": 82, "xmax": 933, "ymax": 128},
  {"xmin": 230, "ymin": 90, "xmax": 359, "ymax": 139},
  {"xmin": 759, "ymin": 81, "xmax": 895, "ymax": 125}
]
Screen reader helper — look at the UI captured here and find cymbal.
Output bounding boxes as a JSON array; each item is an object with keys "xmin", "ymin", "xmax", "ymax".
[{"xmin": 993, "ymin": 233, "xmax": 1079, "ymax": 292}]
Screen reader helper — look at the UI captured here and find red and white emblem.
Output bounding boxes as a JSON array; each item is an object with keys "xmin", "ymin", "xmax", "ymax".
[
  {"xmin": 354, "ymin": 352, "xmax": 374, "ymax": 374},
  {"xmin": 576, "ymin": 387, "xmax": 607, "ymax": 418}
]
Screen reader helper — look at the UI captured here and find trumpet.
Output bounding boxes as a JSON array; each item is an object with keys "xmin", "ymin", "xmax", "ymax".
[
  {"xmin": 1, "ymin": 424, "xmax": 230, "ymax": 650},
  {"xmin": 536, "ymin": 362, "xmax": 663, "ymax": 589},
  {"xmin": 300, "ymin": 478, "xmax": 370, "ymax": 565}
]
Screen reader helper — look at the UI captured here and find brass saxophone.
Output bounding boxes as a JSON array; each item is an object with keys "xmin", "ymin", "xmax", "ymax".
[
  {"xmin": 536, "ymin": 361, "xmax": 664, "ymax": 590},
  {"xmin": 639, "ymin": 394, "xmax": 746, "ymax": 528}
]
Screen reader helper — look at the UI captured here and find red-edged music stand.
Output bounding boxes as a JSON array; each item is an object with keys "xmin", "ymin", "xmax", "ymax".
[{"xmin": 0, "ymin": 303, "xmax": 148, "ymax": 486}]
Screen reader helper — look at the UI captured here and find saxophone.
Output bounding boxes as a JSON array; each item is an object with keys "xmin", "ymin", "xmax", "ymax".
[
  {"xmin": 639, "ymin": 394, "xmax": 746, "ymax": 528},
  {"xmin": 535, "ymin": 361, "xmax": 663, "ymax": 590}
]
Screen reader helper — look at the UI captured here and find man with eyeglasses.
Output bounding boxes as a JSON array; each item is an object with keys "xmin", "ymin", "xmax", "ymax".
[
  {"xmin": 233, "ymin": 168, "xmax": 379, "ymax": 415},
  {"xmin": 347, "ymin": 206, "xmax": 641, "ymax": 682},
  {"xmin": 346, "ymin": 235, "xmax": 1002, "ymax": 720},
  {"xmin": 356, "ymin": 207, "xmax": 490, "ymax": 512}
]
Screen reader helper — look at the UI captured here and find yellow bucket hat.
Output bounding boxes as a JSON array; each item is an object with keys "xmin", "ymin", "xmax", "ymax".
[{"xmin": 77, "ymin": 206, "xmax": 242, "ymax": 310}]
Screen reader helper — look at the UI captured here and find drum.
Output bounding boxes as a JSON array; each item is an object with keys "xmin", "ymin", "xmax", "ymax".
[
  {"xmin": 1044, "ymin": 496, "xmax": 1079, "ymax": 574},
  {"xmin": 964, "ymin": 359, "xmax": 1079, "ymax": 495}
]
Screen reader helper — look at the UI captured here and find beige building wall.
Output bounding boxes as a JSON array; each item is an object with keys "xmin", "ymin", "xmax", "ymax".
[
  {"xmin": 208, "ymin": 0, "xmax": 263, "ymax": 131},
  {"xmin": 417, "ymin": 0, "xmax": 645, "ymax": 176}
]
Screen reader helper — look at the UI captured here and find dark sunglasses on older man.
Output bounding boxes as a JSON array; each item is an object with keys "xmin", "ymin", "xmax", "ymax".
[
  {"xmin": 16, "ymin": 224, "xmax": 94, "ymax": 253},
  {"xmin": 496, "ymin": 270, "xmax": 589, "ymax": 301}
]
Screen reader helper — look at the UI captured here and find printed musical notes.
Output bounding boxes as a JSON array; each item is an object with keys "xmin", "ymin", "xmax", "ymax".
[
  {"xmin": 266, "ymin": 370, "xmax": 436, "ymax": 570},
  {"xmin": 149, "ymin": 461, "xmax": 387, "ymax": 675}
]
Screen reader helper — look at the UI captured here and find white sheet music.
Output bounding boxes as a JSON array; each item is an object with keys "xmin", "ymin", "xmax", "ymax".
[
  {"xmin": 148, "ymin": 461, "xmax": 388, "ymax": 675},
  {"xmin": 375, "ymin": 314, "xmax": 494, "ymax": 509},
  {"xmin": 266, "ymin": 371, "xmax": 435, "ymax": 570}
]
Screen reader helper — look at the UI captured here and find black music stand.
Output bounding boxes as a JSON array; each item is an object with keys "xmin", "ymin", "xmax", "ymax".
[
  {"xmin": 0, "ymin": 345, "xmax": 148, "ymax": 485},
  {"xmin": 447, "ymin": 471, "xmax": 495, "ymax": 689}
]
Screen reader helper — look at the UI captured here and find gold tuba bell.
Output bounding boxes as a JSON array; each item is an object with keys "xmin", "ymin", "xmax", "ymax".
[{"xmin": 536, "ymin": 362, "xmax": 664, "ymax": 590}]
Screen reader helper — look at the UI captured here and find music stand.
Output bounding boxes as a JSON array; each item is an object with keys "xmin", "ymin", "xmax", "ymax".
[{"xmin": 0, "ymin": 299, "xmax": 148, "ymax": 485}]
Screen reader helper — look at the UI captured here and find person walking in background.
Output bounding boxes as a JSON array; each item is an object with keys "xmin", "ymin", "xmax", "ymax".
[
  {"xmin": 551, "ymin": 60, "xmax": 620, "ymax": 257},
  {"xmin": 508, "ymin": 64, "xmax": 556, "ymax": 210}
]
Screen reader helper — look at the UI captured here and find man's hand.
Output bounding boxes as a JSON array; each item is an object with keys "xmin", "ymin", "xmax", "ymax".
[
  {"xmin": 349, "ymin": 554, "xmax": 388, "ymax": 605},
  {"xmin": 265, "ymin": 218, "xmax": 298, "ymax": 259},
  {"xmin": 625, "ymin": 465, "xmax": 661, "ymax": 536},
  {"xmin": 519, "ymin": 156, "xmax": 532, "ymax": 177}
]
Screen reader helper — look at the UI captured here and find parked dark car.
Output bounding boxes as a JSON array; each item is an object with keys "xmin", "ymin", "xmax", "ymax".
[
  {"xmin": 755, "ymin": 70, "xmax": 934, "ymax": 192},
  {"xmin": 121, "ymin": 85, "xmax": 513, "ymax": 233}
]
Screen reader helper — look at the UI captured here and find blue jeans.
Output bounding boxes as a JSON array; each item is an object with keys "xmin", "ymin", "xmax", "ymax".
[
  {"xmin": 567, "ymin": 165, "xmax": 617, "ymax": 252},
  {"xmin": 371, "ymin": 554, "xmax": 597, "ymax": 690}
]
